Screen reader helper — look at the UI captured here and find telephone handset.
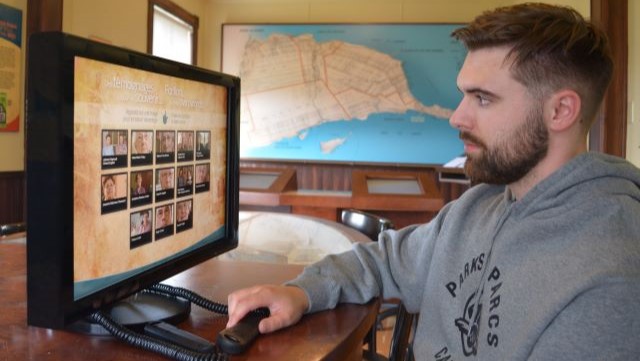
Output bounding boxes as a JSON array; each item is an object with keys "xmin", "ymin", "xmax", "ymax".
[
  {"xmin": 90, "ymin": 283, "xmax": 268, "ymax": 360},
  {"xmin": 217, "ymin": 312, "xmax": 265, "ymax": 354}
]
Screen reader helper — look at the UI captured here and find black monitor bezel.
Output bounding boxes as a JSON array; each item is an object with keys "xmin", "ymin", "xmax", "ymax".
[{"xmin": 26, "ymin": 32, "xmax": 240, "ymax": 329}]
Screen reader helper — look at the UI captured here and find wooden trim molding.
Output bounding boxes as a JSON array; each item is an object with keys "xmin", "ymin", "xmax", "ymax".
[
  {"xmin": 0, "ymin": 171, "xmax": 25, "ymax": 224},
  {"xmin": 589, "ymin": 0, "xmax": 628, "ymax": 157},
  {"xmin": 27, "ymin": 0, "xmax": 63, "ymax": 34}
]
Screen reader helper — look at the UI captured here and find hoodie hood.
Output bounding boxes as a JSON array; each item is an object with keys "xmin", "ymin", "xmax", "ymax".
[{"xmin": 509, "ymin": 152, "xmax": 640, "ymax": 219}]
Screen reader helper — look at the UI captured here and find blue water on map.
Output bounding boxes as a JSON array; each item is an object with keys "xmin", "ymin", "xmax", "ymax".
[{"xmin": 242, "ymin": 111, "xmax": 463, "ymax": 165}]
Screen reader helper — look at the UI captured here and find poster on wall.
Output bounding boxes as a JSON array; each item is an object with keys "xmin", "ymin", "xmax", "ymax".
[
  {"xmin": 0, "ymin": 3, "xmax": 22, "ymax": 132},
  {"xmin": 222, "ymin": 23, "xmax": 466, "ymax": 166}
]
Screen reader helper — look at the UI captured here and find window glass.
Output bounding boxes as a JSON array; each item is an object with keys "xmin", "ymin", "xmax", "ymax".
[{"xmin": 152, "ymin": 6, "xmax": 193, "ymax": 64}]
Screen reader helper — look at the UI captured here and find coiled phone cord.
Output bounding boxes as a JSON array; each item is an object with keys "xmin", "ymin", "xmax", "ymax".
[
  {"xmin": 90, "ymin": 310, "xmax": 227, "ymax": 361},
  {"xmin": 89, "ymin": 283, "xmax": 269, "ymax": 361}
]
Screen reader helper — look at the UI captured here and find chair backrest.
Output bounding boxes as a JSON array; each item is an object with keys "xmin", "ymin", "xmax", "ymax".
[
  {"xmin": 340, "ymin": 209, "xmax": 394, "ymax": 241},
  {"xmin": 341, "ymin": 210, "xmax": 417, "ymax": 361},
  {"xmin": 0, "ymin": 222, "xmax": 26, "ymax": 237}
]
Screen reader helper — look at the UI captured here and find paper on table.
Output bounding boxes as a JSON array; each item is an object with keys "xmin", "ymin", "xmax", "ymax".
[{"xmin": 443, "ymin": 156, "xmax": 467, "ymax": 168}]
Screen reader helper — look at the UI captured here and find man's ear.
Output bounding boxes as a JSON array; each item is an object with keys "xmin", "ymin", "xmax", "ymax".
[{"xmin": 545, "ymin": 89, "xmax": 581, "ymax": 132}]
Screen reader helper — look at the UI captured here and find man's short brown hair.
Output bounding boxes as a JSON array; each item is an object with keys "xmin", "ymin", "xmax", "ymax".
[{"xmin": 452, "ymin": 3, "xmax": 613, "ymax": 130}]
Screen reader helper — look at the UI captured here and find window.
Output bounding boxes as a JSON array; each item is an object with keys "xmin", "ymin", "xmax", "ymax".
[{"xmin": 148, "ymin": 0, "xmax": 199, "ymax": 65}]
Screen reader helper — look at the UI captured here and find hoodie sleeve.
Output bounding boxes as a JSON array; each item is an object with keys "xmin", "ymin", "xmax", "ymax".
[{"xmin": 286, "ymin": 203, "xmax": 451, "ymax": 314}]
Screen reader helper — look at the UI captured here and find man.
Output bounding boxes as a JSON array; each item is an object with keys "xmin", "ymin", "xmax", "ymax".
[
  {"xmin": 156, "ymin": 205, "xmax": 172, "ymax": 229},
  {"xmin": 226, "ymin": 3, "xmax": 640, "ymax": 360},
  {"xmin": 195, "ymin": 164, "xmax": 209, "ymax": 184},
  {"xmin": 176, "ymin": 200, "xmax": 191, "ymax": 222},
  {"xmin": 132, "ymin": 172, "xmax": 147, "ymax": 196},
  {"xmin": 115, "ymin": 132, "xmax": 128, "ymax": 155},
  {"xmin": 159, "ymin": 131, "xmax": 175, "ymax": 153},
  {"xmin": 157, "ymin": 168, "xmax": 174, "ymax": 191},
  {"xmin": 178, "ymin": 131, "xmax": 194, "ymax": 152},
  {"xmin": 133, "ymin": 131, "xmax": 152, "ymax": 154}
]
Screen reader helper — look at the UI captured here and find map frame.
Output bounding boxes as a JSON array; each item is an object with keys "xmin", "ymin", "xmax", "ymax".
[{"xmin": 222, "ymin": 23, "xmax": 467, "ymax": 166}]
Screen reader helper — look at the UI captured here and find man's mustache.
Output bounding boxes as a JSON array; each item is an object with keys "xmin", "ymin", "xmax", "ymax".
[{"xmin": 459, "ymin": 132, "xmax": 487, "ymax": 150}]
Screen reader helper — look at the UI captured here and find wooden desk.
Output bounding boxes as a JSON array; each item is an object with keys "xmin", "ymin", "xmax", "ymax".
[{"xmin": 0, "ymin": 243, "xmax": 378, "ymax": 361}]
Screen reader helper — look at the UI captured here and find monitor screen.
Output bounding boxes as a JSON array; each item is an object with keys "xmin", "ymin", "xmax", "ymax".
[{"xmin": 26, "ymin": 32, "xmax": 240, "ymax": 329}]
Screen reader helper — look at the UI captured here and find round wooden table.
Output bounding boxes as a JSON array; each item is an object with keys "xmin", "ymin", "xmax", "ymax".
[{"xmin": 0, "ymin": 216, "xmax": 378, "ymax": 361}]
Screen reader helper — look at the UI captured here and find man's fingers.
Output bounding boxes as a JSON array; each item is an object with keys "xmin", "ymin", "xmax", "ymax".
[
  {"xmin": 225, "ymin": 285, "xmax": 308, "ymax": 333},
  {"xmin": 258, "ymin": 308, "xmax": 303, "ymax": 334},
  {"xmin": 226, "ymin": 286, "xmax": 273, "ymax": 327},
  {"xmin": 227, "ymin": 287, "xmax": 264, "ymax": 327},
  {"xmin": 258, "ymin": 314, "xmax": 287, "ymax": 334}
]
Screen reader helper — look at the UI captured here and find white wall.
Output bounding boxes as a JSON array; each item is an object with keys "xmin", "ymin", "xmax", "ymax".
[
  {"xmin": 62, "ymin": 0, "xmax": 207, "ymax": 65},
  {"xmin": 202, "ymin": 0, "xmax": 589, "ymax": 72},
  {"xmin": 0, "ymin": 0, "xmax": 26, "ymax": 172},
  {"xmin": 63, "ymin": 0, "xmax": 147, "ymax": 51}
]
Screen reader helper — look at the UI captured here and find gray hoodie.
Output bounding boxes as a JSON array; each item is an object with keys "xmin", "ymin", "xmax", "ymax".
[{"xmin": 288, "ymin": 152, "xmax": 640, "ymax": 360}]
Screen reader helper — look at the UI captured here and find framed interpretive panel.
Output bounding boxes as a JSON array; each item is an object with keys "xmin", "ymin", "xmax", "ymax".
[
  {"xmin": 239, "ymin": 167, "xmax": 297, "ymax": 206},
  {"xmin": 351, "ymin": 170, "xmax": 443, "ymax": 211}
]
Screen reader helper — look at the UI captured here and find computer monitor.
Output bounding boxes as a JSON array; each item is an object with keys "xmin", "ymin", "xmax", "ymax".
[{"xmin": 26, "ymin": 32, "xmax": 240, "ymax": 330}]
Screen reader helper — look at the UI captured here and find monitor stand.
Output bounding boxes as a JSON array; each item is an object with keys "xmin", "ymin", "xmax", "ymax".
[{"xmin": 68, "ymin": 291, "xmax": 191, "ymax": 335}]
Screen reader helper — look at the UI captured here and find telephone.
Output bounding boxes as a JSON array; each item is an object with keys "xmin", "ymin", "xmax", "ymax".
[{"xmin": 90, "ymin": 283, "xmax": 268, "ymax": 360}]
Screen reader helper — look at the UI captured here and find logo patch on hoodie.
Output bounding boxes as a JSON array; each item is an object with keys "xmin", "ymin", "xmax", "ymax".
[
  {"xmin": 438, "ymin": 256, "xmax": 503, "ymax": 359},
  {"xmin": 455, "ymin": 290, "xmax": 482, "ymax": 356}
]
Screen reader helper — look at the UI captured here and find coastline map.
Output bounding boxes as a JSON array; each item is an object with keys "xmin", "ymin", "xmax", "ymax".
[{"xmin": 222, "ymin": 24, "xmax": 466, "ymax": 165}]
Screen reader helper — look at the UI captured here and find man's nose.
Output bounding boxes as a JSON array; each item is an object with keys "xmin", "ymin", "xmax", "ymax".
[{"xmin": 449, "ymin": 99, "xmax": 471, "ymax": 131}]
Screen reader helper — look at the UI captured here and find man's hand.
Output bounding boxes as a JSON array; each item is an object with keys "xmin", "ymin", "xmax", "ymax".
[{"xmin": 226, "ymin": 285, "xmax": 310, "ymax": 334}]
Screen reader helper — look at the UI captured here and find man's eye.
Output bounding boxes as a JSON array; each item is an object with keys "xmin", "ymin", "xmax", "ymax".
[{"xmin": 477, "ymin": 95, "xmax": 490, "ymax": 106}]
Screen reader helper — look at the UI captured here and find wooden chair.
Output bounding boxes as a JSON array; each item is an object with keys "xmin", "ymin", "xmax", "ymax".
[{"xmin": 340, "ymin": 209, "xmax": 415, "ymax": 361}]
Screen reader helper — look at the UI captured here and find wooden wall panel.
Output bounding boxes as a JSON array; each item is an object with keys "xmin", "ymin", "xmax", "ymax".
[
  {"xmin": 27, "ymin": 0, "xmax": 63, "ymax": 34},
  {"xmin": 0, "ymin": 171, "xmax": 25, "ymax": 225},
  {"xmin": 589, "ymin": 0, "xmax": 628, "ymax": 157}
]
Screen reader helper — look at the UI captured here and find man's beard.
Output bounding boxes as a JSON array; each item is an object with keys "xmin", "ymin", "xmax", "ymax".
[{"xmin": 461, "ymin": 108, "xmax": 549, "ymax": 185}]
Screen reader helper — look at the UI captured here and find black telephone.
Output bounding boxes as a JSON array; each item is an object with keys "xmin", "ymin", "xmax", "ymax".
[{"xmin": 91, "ymin": 283, "xmax": 268, "ymax": 360}]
